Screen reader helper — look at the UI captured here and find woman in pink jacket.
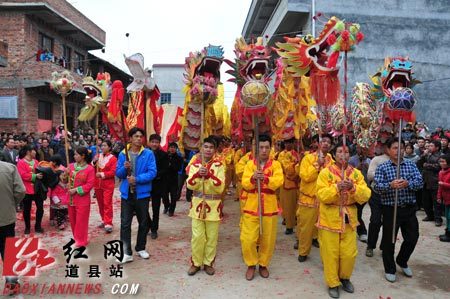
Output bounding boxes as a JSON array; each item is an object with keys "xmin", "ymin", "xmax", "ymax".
[
  {"xmin": 438, "ymin": 154, "xmax": 450, "ymax": 242},
  {"xmin": 17, "ymin": 145, "xmax": 43, "ymax": 235},
  {"xmin": 68, "ymin": 147, "xmax": 95, "ymax": 247},
  {"xmin": 94, "ymin": 140, "xmax": 117, "ymax": 233}
]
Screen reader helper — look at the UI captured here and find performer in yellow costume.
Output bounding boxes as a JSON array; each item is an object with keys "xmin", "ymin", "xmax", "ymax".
[
  {"xmin": 277, "ymin": 138, "xmax": 299, "ymax": 235},
  {"xmin": 316, "ymin": 142, "xmax": 371, "ymax": 298},
  {"xmin": 186, "ymin": 137, "xmax": 226, "ymax": 276},
  {"xmin": 235, "ymin": 139, "xmax": 253, "ymax": 212},
  {"xmin": 240, "ymin": 135, "xmax": 284, "ymax": 280},
  {"xmin": 297, "ymin": 134, "xmax": 334, "ymax": 262}
]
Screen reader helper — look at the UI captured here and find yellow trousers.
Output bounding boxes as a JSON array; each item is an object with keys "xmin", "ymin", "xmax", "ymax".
[
  {"xmin": 296, "ymin": 205, "xmax": 318, "ymax": 256},
  {"xmin": 191, "ymin": 218, "xmax": 220, "ymax": 267},
  {"xmin": 318, "ymin": 224, "xmax": 357, "ymax": 288},
  {"xmin": 240, "ymin": 214, "xmax": 278, "ymax": 267},
  {"xmin": 279, "ymin": 187, "xmax": 297, "ymax": 229}
]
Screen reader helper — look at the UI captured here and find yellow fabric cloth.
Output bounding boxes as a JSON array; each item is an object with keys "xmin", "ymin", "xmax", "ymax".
[
  {"xmin": 235, "ymin": 151, "xmax": 252, "ymax": 205},
  {"xmin": 296, "ymin": 205, "xmax": 318, "ymax": 256},
  {"xmin": 191, "ymin": 218, "xmax": 220, "ymax": 267},
  {"xmin": 316, "ymin": 165, "xmax": 371, "ymax": 232},
  {"xmin": 280, "ymin": 187, "xmax": 297, "ymax": 229},
  {"xmin": 240, "ymin": 213, "xmax": 278, "ymax": 267},
  {"xmin": 241, "ymin": 159, "xmax": 284, "ymax": 216},
  {"xmin": 318, "ymin": 224, "xmax": 357, "ymax": 287},
  {"xmin": 298, "ymin": 151, "xmax": 334, "ymax": 207},
  {"xmin": 187, "ymin": 157, "xmax": 225, "ymax": 221},
  {"xmin": 278, "ymin": 150, "xmax": 299, "ymax": 190}
]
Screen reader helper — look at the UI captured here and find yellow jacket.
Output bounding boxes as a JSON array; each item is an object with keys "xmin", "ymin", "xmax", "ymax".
[
  {"xmin": 186, "ymin": 156, "xmax": 226, "ymax": 221},
  {"xmin": 234, "ymin": 148, "xmax": 246, "ymax": 166},
  {"xmin": 235, "ymin": 152, "xmax": 253, "ymax": 199},
  {"xmin": 298, "ymin": 152, "xmax": 334, "ymax": 207},
  {"xmin": 316, "ymin": 164, "xmax": 371, "ymax": 233},
  {"xmin": 242, "ymin": 159, "xmax": 284, "ymax": 216},
  {"xmin": 278, "ymin": 150, "xmax": 299, "ymax": 190},
  {"xmin": 223, "ymin": 147, "xmax": 234, "ymax": 167}
]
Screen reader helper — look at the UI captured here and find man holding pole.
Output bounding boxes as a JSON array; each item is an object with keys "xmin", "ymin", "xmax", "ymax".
[
  {"xmin": 296, "ymin": 134, "xmax": 334, "ymax": 262},
  {"xmin": 240, "ymin": 134, "xmax": 284, "ymax": 280},
  {"xmin": 186, "ymin": 136, "xmax": 226, "ymax": 276},
  {"xmin": 316, "ymin": 142, "xmax": 371, "ymax": 298},
  {"xmin": 374, "ymin": 138, "xmax": 423, "ymax": 283}
]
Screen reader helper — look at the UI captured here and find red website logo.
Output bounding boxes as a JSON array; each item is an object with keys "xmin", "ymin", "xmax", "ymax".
[{"xmin": 3, "ymin": 237, "xmax": 55, "ymax": 277}]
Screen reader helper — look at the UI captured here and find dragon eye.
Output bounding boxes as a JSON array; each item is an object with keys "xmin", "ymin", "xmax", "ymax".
[{"xmin": 246, "ymin": 52, "xmax": 251, "ymax": 58}]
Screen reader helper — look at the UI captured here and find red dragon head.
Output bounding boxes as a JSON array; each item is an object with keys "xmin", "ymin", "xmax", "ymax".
[{"xmin": 225, "ymin": 37, "xmax": 271, "ymax": 86}]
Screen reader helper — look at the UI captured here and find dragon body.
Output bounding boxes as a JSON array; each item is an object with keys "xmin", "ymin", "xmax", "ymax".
[{"xmin": 180, "ymin": 45, "xmax": 224, "ymax": 151}]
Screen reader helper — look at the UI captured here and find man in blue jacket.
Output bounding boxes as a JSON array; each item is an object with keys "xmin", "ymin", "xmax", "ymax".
[{"xmin": 116, "ymin": 127, "xmax": 156, "ymax": 263}]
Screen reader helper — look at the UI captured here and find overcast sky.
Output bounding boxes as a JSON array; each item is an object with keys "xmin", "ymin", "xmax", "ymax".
[{"xmin": 70, "ymin": 0, "xmax": 253, "ymax": 107}]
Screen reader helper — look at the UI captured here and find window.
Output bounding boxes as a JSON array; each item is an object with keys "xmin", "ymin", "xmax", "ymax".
[
  {"xmin": 160, "ymin": 93, "xmax": 171, "ymax": 104},
  {"xmin": 0, "ymin": 96, "xmax": 18, "ymax": 118},
  {"xmin": 38, "ymin": 33, "xmax": 53, "ymax": 52},
  {"xmin": 62, "ymin": 45, "xmax": 71, "ymax": 69},
  {"xmin": 38, "ymin": 101, "xmax": 52, "ymax": 120},
  {"xmin": 74, "ymin": 51, "xmax": 84, "ymax": 74}
]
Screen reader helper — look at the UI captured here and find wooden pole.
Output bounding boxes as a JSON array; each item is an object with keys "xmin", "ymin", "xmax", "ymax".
[
  {"xmin": 392, "ymin": 117, "xmax": 403, "ymax": 244},
  {"xmin": 95, "ymin": 113, "xmax": 100, "ymax": 171},
  {"xmin": 61, "ymin": 93, "xmax": 72, "ymax": 205},
  {"xmin": 200, "ymin": 100, "xmax": 207, "ymax": 219},
  {"xmin": 253, "ymin": 115, "xmax": 263, "ymax": 235}
]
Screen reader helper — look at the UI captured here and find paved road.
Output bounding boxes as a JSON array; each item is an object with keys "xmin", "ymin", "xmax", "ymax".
[{"xmin": 7, "ymin": 187, "xmax": 450, "ymax": 298}]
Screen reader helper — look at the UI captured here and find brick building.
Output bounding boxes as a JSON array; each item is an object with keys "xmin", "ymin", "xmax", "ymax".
[{"xmin": 0, "ymin": 0, "xmax": 131, "ymax": 133}]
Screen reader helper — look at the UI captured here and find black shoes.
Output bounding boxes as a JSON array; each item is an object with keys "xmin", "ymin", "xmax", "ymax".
[
  {"xmin": 298, "ymin": 255, "xmax": 307, "ymax": 263},
  {"xmin": 163, "ymin": 208, "xmax": 168, "ymax": 214},
  {"xmin": 24, "ymin": 228, "xmax": 30, "ymax": 235},
  {"xmin": 285, "ymin": 228, "xmax": 293, "ymax": 235},
  {"xmin": 328, "ymin": 287, "xmax": 339, "ymax": 298},
  {"xmin": 312, "ymin": 238, "xmax": 320, "ymax": 248},
  {"xmin": 422, "ymin": 216, "xmax": 434, "ymax": 222},
  {"xmin": 150, "ymin": 232, "xmax": 158, "ymax": 239},
  {"xmin": 168, "ymin": 211, "xmax": 174, "ymax": 217},
  {"xmin": 439, "ymin": 230, "xmax": 450, "ymax": 242},
  {"xmin": 341, "ymin": 279, "xmax": 354, "ymax": 293}
]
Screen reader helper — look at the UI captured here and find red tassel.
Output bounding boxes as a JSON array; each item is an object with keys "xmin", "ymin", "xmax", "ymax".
[
  {"xmin": 327, "ymin": 51, "xmax": 340, "ymax": 68},
  {"xmin": 310, "ymin": 69, "xmax": 340, "ymax": 106}
]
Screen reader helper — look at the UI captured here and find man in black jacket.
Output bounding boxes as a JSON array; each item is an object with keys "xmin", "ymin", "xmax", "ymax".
[
  {"xmin": 164, "ymin": 142, "xmax": 183, "ymax": 217},
  {"xmin": 148, "ymin": 134, "xmax": 169, "ymax": 239},
  {"xmin": 419, "ymin": 140, "xmax": 443, "ymax": 226},
  {"xmin": 1, "ymin": 138, "xmax": 18, "ymax": 165}
]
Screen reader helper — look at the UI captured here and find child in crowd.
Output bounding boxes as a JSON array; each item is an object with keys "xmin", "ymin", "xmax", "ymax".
[{"xmin": 49, "ymin": 170, "xmax": 69, "ymax": 230}]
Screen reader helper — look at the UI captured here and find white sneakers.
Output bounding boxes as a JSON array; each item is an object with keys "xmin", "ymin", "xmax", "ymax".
[
  {"xmin": 118, "ymin": 251, "xmax": 150, "ymax": 264},
  {"xmin": 358, "ymin": 234, "xmax": 368, "ymax": 243},
  {"xmin": 400, "ymin": 267, "xmax": 413, "ymax": 277},
  {"xmin": 385, "ymin": 273, "xmax": 396, "ymax": 283},
  {"xmin": 136, "ymin": 250, "xmax": 150, "ymax": 259},
  {"xmin": 119, "ymin": 254, "xmax": 133, "ymax": 264}
]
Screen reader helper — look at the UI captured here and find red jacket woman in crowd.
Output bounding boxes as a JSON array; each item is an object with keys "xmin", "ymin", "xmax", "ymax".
[
  {"xmin": 68, "ymin": 147, "xmax": 95, "ymax": 247},
  {"xmin": 17, "ymin": 145, "xmax": 44, "ymax": 235},
  {"xmin": 94, "ymin": 140, "xmax": 117, "ymax": 233},
  {"xmin": 438, "ymin": 154, "xmax": 450, "ymax": 242}
]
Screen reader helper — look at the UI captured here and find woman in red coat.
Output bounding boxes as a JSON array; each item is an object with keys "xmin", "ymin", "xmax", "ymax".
[
  {"xmin": 438, "ymin": 154, "xmax": 450, "ymax": 242},
  {"xmin": 94, "ymin": 140, "xmax": 117, "ymax": 233},
  {"xmin": 68, "ymin": 147, "xmax": 95, "ymax": 247},
  {"xmin": 17, "ymin": 145, "xmax": 43, "ymax": 235}
]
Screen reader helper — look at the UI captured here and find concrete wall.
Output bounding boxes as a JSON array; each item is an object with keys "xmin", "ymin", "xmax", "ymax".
[
  {"xmin": 314, "ymin": 0, "xmax": 450, "ymax": 130},
  {"xmin": 152, "ymin": 65, "xmax": 185, "ymax": 108},
  {"xmin": 246, "ymin": 0, "xmax": 450, "ymax": 130}
]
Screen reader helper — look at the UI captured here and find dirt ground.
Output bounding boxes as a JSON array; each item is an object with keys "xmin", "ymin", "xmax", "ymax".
[{"xmin": 4, "ymin": 186, "xmax": 450, "ymax": 299}]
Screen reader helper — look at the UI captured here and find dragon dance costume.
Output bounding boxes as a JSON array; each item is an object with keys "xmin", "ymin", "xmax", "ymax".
[{"xmin": 186, "ymin": 155, "xmax": 225, "ymax": 268}]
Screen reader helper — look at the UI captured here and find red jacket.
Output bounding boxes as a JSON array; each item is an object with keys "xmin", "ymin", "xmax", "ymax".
[
  {"xmin": 17, "ymin": 158, "xmax": 39, "ymax": 195},
  {"xmin": 94, "ymin": 153, "xmax": 117, "ymax": 189},
  {"xmin": 69, "ymin": 163, "xmax": 95, "ymax": 206},
  {"xmin": 437, "ymin": 167, "xmax": 450, "ymax": 205}
]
